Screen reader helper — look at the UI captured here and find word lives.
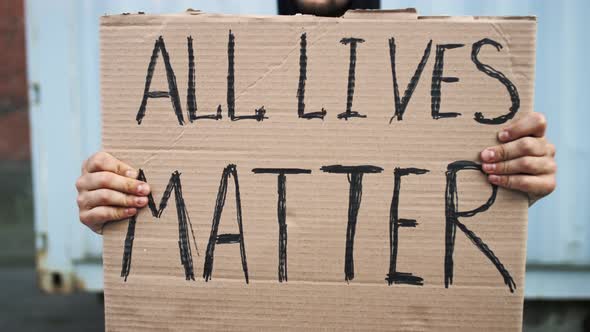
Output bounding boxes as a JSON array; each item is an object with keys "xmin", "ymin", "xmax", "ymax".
[{"xmin": 135, "ymin": 31, "xmax": 520, "ymax": 126}]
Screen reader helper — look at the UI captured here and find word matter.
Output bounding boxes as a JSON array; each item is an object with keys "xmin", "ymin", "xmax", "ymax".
[{"xmin": 120, "ymin": 161, "xmax": 515, "ymax": 293}]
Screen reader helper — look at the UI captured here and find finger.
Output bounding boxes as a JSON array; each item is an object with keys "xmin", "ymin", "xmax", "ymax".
[
  {"xmin": 482, "ymin": 156, "xmax": 556, "ymax": 175},
  {"xmin": 498, "ymin": 112, "xmax": 547, "ymax": 142},
  {"xmin": 80, "ymin": 206, "xmax": 137, "ymax": 233},
  {"xmin": 481, "ymin": 137, "xmax": 547, "ymax": 163},
  {"xmin": 81, "ymin": 158, "xmax": 88, "ymax": 175},
  {"xmin": 488, "ymin": 173, "xmax": 556, "ymax": 197},
  {"xmin": 547, "ymin": 143, "xmax": 556, "ymax": 157},
  {"xmin": 77, "ymin": 189, "xmax": 149, "ymax": 210},
  {"xmin": 76, "ymin": 171, "xmax": 150, "ymax": 195},
  {"xmin": 85, "ymin": 151, "xmax": 137, "ymax": 178}
]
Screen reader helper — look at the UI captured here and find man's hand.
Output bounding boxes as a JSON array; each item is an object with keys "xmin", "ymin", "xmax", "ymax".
[
  {"xmin": 480, "ymin": 113, "xmax": 556, "ymax": 204},
  {"xmin": 76, "ymin": 152, "xmax": 151, "ymax": 234}
]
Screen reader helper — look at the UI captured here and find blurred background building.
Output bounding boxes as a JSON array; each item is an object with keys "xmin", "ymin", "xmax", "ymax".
[{"xmin": 0, "ymin": 0, "xmax": 588, "ymax": 331}]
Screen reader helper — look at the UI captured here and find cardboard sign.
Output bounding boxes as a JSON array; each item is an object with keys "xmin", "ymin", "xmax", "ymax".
[{"xmin": 101, "ymin": 9, "xmax": 535, "ymax": 331}]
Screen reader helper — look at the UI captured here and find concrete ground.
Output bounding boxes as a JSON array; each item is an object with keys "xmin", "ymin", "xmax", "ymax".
[{"xmin": 0, "ymin": 267, "xmax": 104, "ymax": 332}]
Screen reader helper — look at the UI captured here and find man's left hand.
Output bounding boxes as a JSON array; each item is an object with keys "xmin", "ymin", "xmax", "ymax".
[{"xmin": 480, "ymin": 112, "xmax": 557, "ymax": 204}]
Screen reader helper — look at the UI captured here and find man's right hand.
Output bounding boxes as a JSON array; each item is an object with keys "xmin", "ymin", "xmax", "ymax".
[{"xmin": 76, "ymin": 152, "xmax": 151, "ymax": 234}]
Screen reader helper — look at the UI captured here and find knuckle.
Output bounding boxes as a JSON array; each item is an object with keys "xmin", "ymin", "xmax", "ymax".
[
  {"xmin": 81, "ymin": 159, "xmax": 88, "ymax": 174},
  {"xmin": 538, "ymin": 137, "xmax": 547, "ymax": 146},
  {"xmin": 97, "ymin": 172, "xmax": 113, "ymax": 188},
  {"xmin": 497, "ymin": 144, "xmax": 508, "ymax": 161},
  {"xmin": 520, "ymin": 157, "xmax": 533, "ymax": 172},
  {"xmin": 534, "ymin": 113, "xmax": 547, "ymax": 128},
  {"xmin": 512, "ymin": 177, "xmax": 528, "ymax": 192},
  {"xmin": 76, "ymin": 194, "xmax": 85, "ymax": 209},
  {"xmin": 111, "ymin": 208, "xmax": 124, "ymax": 220},
  {"xmin": 102, "ymin": 208, "xmax": 116, "ymax": 222},
  {"xmin": 546, "ymin": 177, "xmax": 557, "ymax": 193},
  {"xmin": 548, "ymin": 159, "xmax": 557, "ymax": 173},
  {"xmin": 89, "ymin": 152, "xmax": 108, "ymax": 171},
  {"xmin": 500, "ymin": 161, "xmax": 510, "ymax": 174},
  {"xmin": 97, "ymin": 190, "xmax": 110, "ymax": 206},
  {"xmin": 125, "ymin": 179, "xmax": 137, "ymax": 193},
  {"xmin": 87, "ymin": 156, "xmax": 99, "ymax": 171},
  {"xmin": 547, "ymin": 143, "xmax": 556, "ymax": 156},
  {"xmin": 503, "ymin": 175, "xmax": 513, "ymax": 189},
  {"xmin": 519, "ymin": 137, "xmax": 535, "ymax": 155},
  {"xmin": 95, "ymin": 151, "xmax": 109, "ymax": 160},
  {"xmin": 115, "ymin": 163, "xmax": 124, "ymax": 176},
  {"xmin": 79, "ymin": 211, "xmax": 92, "ymax": 225},
  {"xmin": 75, "ymin": 177, "xmax": 84, "ymax": 191},
  {"xmin": 125, "ymin": 195, "xmax": 135, "ymax": 207}
]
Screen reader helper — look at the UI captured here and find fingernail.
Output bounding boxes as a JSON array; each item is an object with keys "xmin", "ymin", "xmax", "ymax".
[
  {"xmin": 125, "ymin": 169, "xmax": 138, "ymax": 179},
  {"xmin": 483, "ymin": 163, "xmax": 496, "ymax": 172},
  {"xmin": 498, "ymin": 130, "xmax": 510, "ymax": 141},
  {"xmin": 135, "ymin": 197, "xmax": 148, "ymax": 205},
  {"xmin": 137, "ymin": 184, "xmax": 149, "ymax": 195},
  {"xmin": 125, "ymin": 208, "xmax": 137, "ymax": 215},
  {"xmin": 489, "ymin": 175, "xmax": 500, "ymax": 184},
  {"xmin": 482, "ymin": 149, "xmax": 495, "ymax": 161}
]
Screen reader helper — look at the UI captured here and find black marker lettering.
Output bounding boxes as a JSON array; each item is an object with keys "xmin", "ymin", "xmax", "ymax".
[
  {"xmin": 320, "ymin": 165, "xmax": 383, "ymax": 281},
  {"xmin": 389, "ymin": 39, "xmax": 432, "ymax": 122},
  {"xmin": 297, "ymin": 33, "xmax": 327, "ymax": 120},
  {"xmin": 338, "ymin": 38, "xmax": 366, "ymax": 120},
  {"xmin": 203, "ymin": 164, "xmax": 249, "ymax": 283},
  {"xmin": 252, "ymin": 168, "xmax": 312, "ymax": 282},
  {"xmin": 471, "ymin": 38, "xmax": 520, "ymax": 125},
  {"xmin": 121, "ymin": 214, "xmax": 137, "ymax": 281},
  {"xmin": 227, "ymin": 30, "xmax": 267, "ymax": 122},
  {"xmin": 444, "ymin": 160, "xmax": 516, "ymax": 292},
  {"xmin": 386, "ymin": 167, "xmax": 429, "ymax": 286},
  {"xmin": 136, "ymin": 36, "xmax": 184, "ymax": 125},
  {"xmin": 187, "ymin": 36, "xmax": 222, "ymax": 122},
  {"xmin": 121, "ymin": 169, "xmax": 198, "ymax": 281},
  {"xmin": 431, "ymin": 43, "xmax": 464, "ymax": 119}
]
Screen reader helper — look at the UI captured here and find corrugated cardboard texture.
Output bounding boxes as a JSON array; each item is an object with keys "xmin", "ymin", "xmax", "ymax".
[{"xmin": 101, "ymin": 10, "xmax": 535, "ymax": 331}]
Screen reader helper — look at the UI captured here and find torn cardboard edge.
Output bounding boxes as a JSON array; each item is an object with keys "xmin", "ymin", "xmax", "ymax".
[{"xmin": 104, "ymin": 7, "xmax": 536, "ymax": 22}]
